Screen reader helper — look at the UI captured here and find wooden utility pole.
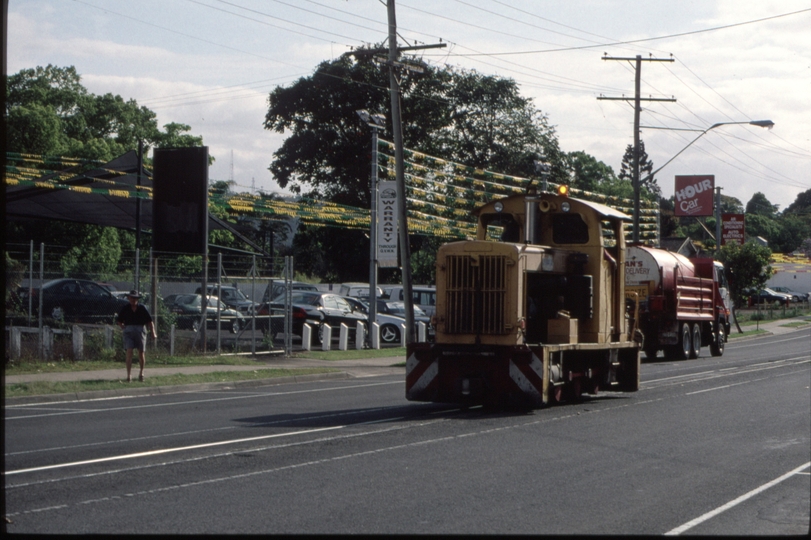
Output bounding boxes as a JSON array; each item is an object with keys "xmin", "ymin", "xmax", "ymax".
[
  {"xmin": 346, "ymin": 2, "xmax": 444, "ymax": 343},
  {"xmin": 598, "ymin": 54, "xmax": 675, "ymax": 244}
]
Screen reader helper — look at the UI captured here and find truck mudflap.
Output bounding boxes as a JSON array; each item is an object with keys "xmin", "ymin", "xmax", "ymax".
[{"xmin": 406, "ymin": 342, "xmax": 640, "ymax": 407}]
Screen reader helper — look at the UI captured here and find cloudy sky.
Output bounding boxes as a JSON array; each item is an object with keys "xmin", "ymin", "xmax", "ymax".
[{"xmin": 8, "ymin": 0, "xmax": 811, "ymax": 210}]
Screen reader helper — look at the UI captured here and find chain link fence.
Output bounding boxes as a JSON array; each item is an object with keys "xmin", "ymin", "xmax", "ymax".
[{"xmin": 5, "ymin": 242, "xmax": 299, "ymax": 361}]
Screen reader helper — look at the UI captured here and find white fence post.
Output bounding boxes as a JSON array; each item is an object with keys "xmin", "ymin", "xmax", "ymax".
[
  {"xmin": 170, "ymin": 324, "xmax": 176, "ymax": 356},
  {"xmin": 302, "ymin": 323, "xmax": 313, "ymax": 351},
  {"xmin": 338, "ymin": 323, "xmax": 349, "ymax": 351},
  {"xmin": 417, "ymin": 322, "xmax": 426, "ymax": 343},
  {"xmin": 42, "ymin": 326, "xmax": 53, "ymax": 359},
  {"xmin": 321, "ymin": 324, "xmax": 332, "ymax": 351},
  {"xmin": 10, "ymin": 327, "xmax": 22, "ymax": 359},
  {"xmin": 105, "ymin": 325, "xmax": 114, "ymax": 349},
  {"xmin": 72, "ymin": 325, "xmax": 84, "ymax": 360},
  {"xmin": 400, "ymin": 323, "xmax": 406, "ymax": 347},
  {"xmin": 370, "ymin": 322, "xmax": 380, "ymax": 350},
  {"xmin": 356, "ymin": 321, "xmax": 366, "ymax": 350}
]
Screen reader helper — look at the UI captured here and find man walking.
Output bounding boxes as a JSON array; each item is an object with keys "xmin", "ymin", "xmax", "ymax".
[{"xmin": 117, "ymin": 290, "xmax": 157, "ymax": 382}]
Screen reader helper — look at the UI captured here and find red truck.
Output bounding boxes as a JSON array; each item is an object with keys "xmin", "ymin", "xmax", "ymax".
[{"xmin": 625, "ymin": 245, "xmax": 730, "ymax": 360}]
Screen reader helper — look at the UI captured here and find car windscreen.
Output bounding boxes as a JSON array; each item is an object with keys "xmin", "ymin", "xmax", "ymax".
[{"xmin": 273, "ymin": 292, "xmax": 320, "ymax": 305}]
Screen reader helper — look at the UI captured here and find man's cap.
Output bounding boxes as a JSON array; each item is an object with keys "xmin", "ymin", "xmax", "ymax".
[{"xmin": 126, "ymin": 290, "xmax": 142, "ymax": 299}]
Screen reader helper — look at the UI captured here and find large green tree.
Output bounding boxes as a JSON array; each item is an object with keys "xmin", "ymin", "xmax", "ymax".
[
  {"xmin": 6, "ymin": 65, "xmax": 215, "ymax": 276},
  {"xmin": 264, "ymin": 53, "xmax": 569, "ymax": 281},
  {"xmin": 717, "ymin": 241, "xmax": 772, "ymax": 333},
  {"xmin": 264, "ymin": 53, "xmax": 565, "ymax": 208}
]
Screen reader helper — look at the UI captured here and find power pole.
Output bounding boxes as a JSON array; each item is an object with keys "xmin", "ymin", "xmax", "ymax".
[
  {"xmin": 598, "ymin": 54, "xmax": 676, "ymax": 244},
  {"xmin": 348, "ymin": 1, "xmax": 445, "ymax": 344}
]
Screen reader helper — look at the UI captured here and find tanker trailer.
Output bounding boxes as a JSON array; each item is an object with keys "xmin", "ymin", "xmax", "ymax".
[{"xmin": 625, "ymin": 245, "xmax": 730, "ymax": 360}]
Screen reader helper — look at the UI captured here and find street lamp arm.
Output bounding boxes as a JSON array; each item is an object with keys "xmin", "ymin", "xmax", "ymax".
[{"xmin": 640, "ymin": 119, "xmax": 774, "ymax": 185}]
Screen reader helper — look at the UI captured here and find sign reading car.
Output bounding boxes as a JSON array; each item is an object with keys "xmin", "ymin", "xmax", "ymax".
[
  {"xmin": 377, "ymin": 181, "xmax": 399, "ymax": 268},
  {"xmin": 674, "ymin": 175, "xmax": 714, "ymax": 217}
]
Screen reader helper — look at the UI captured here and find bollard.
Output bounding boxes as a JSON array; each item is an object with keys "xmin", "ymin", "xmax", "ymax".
[
  {"xmin": 339, "ymin": 323, "xmax": 349, "ymax": 351},
  {"xmin": 72, "ymin": 325, "xmax": 84, "ymax": 360},
  {"xmin": 417, "ymin": 321, "xmax": 426, "ymax": 343},
  {"xmin": 105, "ymin": 325, "xmax": 114, "ymax": 349},
  {"xmin": 370, "ymin": 322, "xmax": 380, "ymax": 349},
  {"xmin": 42, "ymin": 326, "xmax": 54, "ymax": 359},
  {"xmin": 10, "ymin": 327, "xmax": 22, "ymax": 359},
  {"xmin": 170, "ymin": 324, "xmax": 176, "ymax": 356},
  {"xmin": 321, "ymin": 323, "xmax": 332, "ymax": 351},
  {"xmin": 302, "ymin": 323, "xmax": 313, "ymax": 352},
  {"xmin": 356, "ymin": 321, "xmax": 366, "ymax": 350},
  {"xmin": 400, "ymin": 323, "xmax": 406, "ymax": 347}
]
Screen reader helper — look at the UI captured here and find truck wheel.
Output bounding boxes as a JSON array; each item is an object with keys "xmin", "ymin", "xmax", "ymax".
[
  {"xmin": 710, "ymin": 324, "xmax": 725, "ymax": 357},
  {"xmin": 674, "ymin": 322, "xmax": 690, "ymax": 360},
  {"xmin": 690, "ymin": 324, "xmax": 701, "ymax": 359}
]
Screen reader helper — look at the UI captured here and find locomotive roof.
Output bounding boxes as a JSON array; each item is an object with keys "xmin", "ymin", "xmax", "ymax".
[{"xmin": 473, "ymin": 192, "xmax": 631, "ymax": 221}]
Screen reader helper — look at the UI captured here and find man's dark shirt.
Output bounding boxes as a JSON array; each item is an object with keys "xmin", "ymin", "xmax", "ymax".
[{"xmin": 117, "ymin": 304, "xmax": 153, "ymax": 326}]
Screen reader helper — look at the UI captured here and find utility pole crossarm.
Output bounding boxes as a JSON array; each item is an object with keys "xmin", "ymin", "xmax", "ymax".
[
  {"xmin": 597, "ymin": 96, "xmax": 677, "ymax": 102},
  {"xmin": 602, "ymin": 55, "xmax": 674, "ymax": 62},
  {"xmin": 600, "ymin": 54, "xmax": 677, "ymax": 244}
]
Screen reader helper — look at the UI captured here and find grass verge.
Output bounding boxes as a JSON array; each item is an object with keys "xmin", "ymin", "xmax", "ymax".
[
  {"xmin": 727, "ymin": 329, "xmax": 769, "ymax": 340},
  {"xmin": 5, "ymin": 354, "xmax": 267, "ymax": 377},
  {"xmin": 778, "ymin": 321, "xmax": 811, "ymax": 328},
  {"xmin": 4, "ymin": 367, "xmax": 339, "ymax": 398},
  {"xmin": 295, "ymin": 347, "xmax": 406, "ymax": 361}
]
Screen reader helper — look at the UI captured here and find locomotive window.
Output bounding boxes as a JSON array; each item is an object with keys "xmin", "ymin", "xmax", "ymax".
[
  {"xmin": 481, "ymin": 213, "xmax": 520, "ymax": 242},
  {"xmin": 552, "ymin": 213, "xmax": 589, "ymax": 244}
]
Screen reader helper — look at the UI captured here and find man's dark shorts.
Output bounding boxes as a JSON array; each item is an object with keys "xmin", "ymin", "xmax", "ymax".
[{"xmin": 123, "ymin": 325, "xmax": 148, "ymax": 351}]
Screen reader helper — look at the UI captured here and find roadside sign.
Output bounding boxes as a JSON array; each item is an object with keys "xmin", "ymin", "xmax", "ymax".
[
  {"xmin": 377, "ymin": 181, "xmax": 399, "ymax": 268},
  {"xmin": 674, "ymin": 175, "xmax": 714, "ymax": 217},
  {"xmin": 722, "ymin": 213, "xmax": 745, "ymax": 245}
]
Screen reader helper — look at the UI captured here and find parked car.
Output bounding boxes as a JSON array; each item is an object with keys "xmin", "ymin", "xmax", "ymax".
[
  {"xmin": 195, "ymin": 285, "xmax": 257, "ymax": 314},
  {"xmin": 166, "ymin": 294, "xmax": 244, "ymax": 333},
  {"xmin": 28, "ymin": 278, "xmax": 129, "ymax": 324},
  {"xmin": 380, "ymin": 285, "xmax": 437, "ymax": 317},
  {"xmin": 747, "ymin": 288, "xmax": 792, "ymax": 306},
  {"xmin": 261, "ymin": 280, "xmax": 319, "ymax": 303},
  {"xmin": 770, "ymin": 286, "xmax": 809, "ymax": 303},
  {"xmin": 375, "ymin": 299, "xmax": 433, "ymax": 339},
  {"xmin": 263, "ymin": 291, "xmax": 366, "ymax": 343},
  {"xmin": 339, "ymin": 283, "xmax": 384, "ymax": 300},
  {"xmin": 342, "ymin": 296, "xmax": 407, "ymax": 344}
]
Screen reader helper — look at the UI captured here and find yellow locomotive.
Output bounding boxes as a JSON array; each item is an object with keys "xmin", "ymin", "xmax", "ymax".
[{"xmin": 406, "ymin": 187, "xmax": 641, "ymax": 407}]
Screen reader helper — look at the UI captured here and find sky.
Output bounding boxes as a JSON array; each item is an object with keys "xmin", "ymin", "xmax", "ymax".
[{"xmin": 8, "ymin": 0, "xmax": 811, "ymax": 211}]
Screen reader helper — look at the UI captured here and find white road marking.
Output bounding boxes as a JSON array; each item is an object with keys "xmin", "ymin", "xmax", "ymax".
[
  {"xmin": 665, "ymin": 461, "xmax": 811, "ymax": 535},
  {"xmin": 5, "ymin": 425, "xmax": 345, "ymax": 475}
]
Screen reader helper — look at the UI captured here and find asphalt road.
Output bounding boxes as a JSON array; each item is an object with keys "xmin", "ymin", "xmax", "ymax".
[{"xmin": 4, "ymin": 329, "xmax": 810, "ymax": 534}]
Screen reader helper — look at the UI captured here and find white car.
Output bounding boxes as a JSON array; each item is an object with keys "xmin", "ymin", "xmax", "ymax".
[
  {"xmin": 339, "ymin": 283, "xmax": 384, "ymax": 300},
  {"xmin": 342, "ymin": 296, "xmax": 412, "ymax": 344},
  {"xmin": 380, "ymin": 285, "xmax": 437, "ymax": 317}
]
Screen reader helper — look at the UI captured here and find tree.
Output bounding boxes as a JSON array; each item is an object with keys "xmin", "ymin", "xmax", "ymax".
[
  {"xmin": 6, "ymin": 65, "xmax": 213, "ymax": 270},
  {"xmin": 619, "ymin": 140, "xmax": 660, "ymax": 200},
  {"xmin": 60, "ymin": 227, "xmax": 122, "ymax": 280},
  {"xmin": 264, "ymin": 54, "xmax": 564, "ymax": 208},
  {"xmin": 745, "ymin": 192, "xmax": 778, "ymax": 217},
  {"xmin": 717, "ymin": 241, "xmax": 772, "ymax": 333},
  {"xmin": 564, "ymin": 151, "xmax": 618, "ymax": 193},
  {"xmin": 264, "ymin": 53, "xmax": 566, "ymax": 282}
]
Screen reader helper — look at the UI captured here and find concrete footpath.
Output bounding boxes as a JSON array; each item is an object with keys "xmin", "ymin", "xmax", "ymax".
[{"xmin": 5, "ymin": 318, "xmax": 809, "ymax": 405}]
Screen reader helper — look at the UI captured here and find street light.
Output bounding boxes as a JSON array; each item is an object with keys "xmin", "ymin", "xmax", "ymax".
[
  {"xmin": 637, "ymin": 119, "xmax": 774, "ymax": 245},
  {"xmin": 357, "ymin": 109, "xmax": 386, "ymax": 346}
]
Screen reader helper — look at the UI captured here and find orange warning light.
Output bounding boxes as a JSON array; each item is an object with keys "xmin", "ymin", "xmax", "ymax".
[{"xmin": 557, "ymin": 185, "xmax": 569, "ymax": 197}]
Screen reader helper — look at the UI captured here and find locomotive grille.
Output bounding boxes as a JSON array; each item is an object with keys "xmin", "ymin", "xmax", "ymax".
[{"xmin": 445, "ymin": 254, "xmax": 508, "ymax": 334}]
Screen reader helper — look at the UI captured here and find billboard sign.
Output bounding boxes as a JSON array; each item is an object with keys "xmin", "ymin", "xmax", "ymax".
[
  {"xmin": 722, "ymin": 213, "xmax": 745, "ymax": 246},
  {"xmin": 377, "ymin": 181, "xmax": 399, "ymax": 268},
  {"xmin": 674, "ymin": 175, "xmax": 714, "ymax": 217}
]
